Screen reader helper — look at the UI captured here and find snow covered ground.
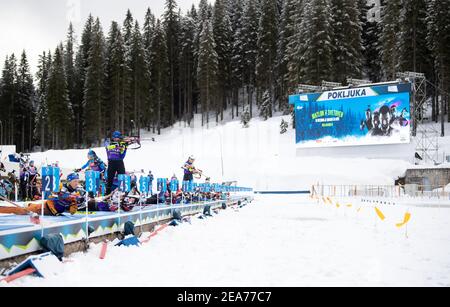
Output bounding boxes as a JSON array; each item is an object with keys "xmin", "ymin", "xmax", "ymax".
[
  {"xmin": 27, "ymin": 114, "xmax": 416, "ymax": 191},
  {"xmin": 5, "ymin": 194, "xmax": 450, "ymax": 287}
]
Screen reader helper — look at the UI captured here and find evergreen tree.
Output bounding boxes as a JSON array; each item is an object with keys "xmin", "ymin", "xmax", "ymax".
[
  {"xmin": 16, "ymin": 51, "xmax": 35, "ymax": 152},
  {"xmin": 427, "ymin": 0, "xmax": 450, "ymax": 121},
  {"xmin": 163, "ymin": 0, "xmax": 181, "ymax": 124},
  {"xmin": 260, "ymin": 89, "xmax": 271, "ymax": 120},
  {"xmin": 280, "ymin": 118, "xmax": 288, "ymax": 134},
  {"xmin": 74, "ymin": 14, "xmax": 94, "ymax": 145},
  {"xmin": 242, "ymin": 0, "xmax": 259, "ymax": 117},
  {"xmin": 47, "ymin": 46, "xmax": 72, "ymax": 149},
  {"xmin": 229, "ymin": 0, "xmax": 244, "ymax": 119},
  {"xmin": 65, "ymin": 23, "xmax": 76, "ymax": 135},
  {"xmin": 398, "ymin": 0, "xmax": 431, "ymax": 76},
  {"xmin": 149, "ymin": 20, "xmax": 170, "ymax": 134},
  {"xmin": 360, "ymin": 0, "xmax": 382, "ymax": 81},
  {"xmin": 130, "ymin": 20, "xmax": 148, "ymax": 135},
  {"xmin": 380, "ymin": 0, "xmax": 401, "ymax": 80},
  {"xmin": 330, "ymin": 0, "xmax": 363, "ymax": 83},
  {"xmin": 241, "ymin": 105, "xmax": 251, "ymax": 127},
  {"xmin": 256, "ymin": 0, "xmax": 278, "ymax": 117},
  {"xmin": 104, "ymin": 21, "xmax": 125, "ymax": 135},
  {"xmin": 35, "ymin": 51, "xmax": 51, "ymax": 150},
  {"xmin": 298, "ymin": 0, "xmax": 333, "ymax": 84},
  {"xmin": 286, "ymin": 0, "xmax": 306, "ymax": 90},
  {"xmin": 83, "ymin": 17, "xmax": 106, "ymax": 145},
  {"xmin": 197, "ymin": 20, "xmax": 218, "ymax": 127},
  {"xmin": 213, "ymin": 0, "xmax": 232, "ymax": 122},
  {"xmin": 179, "ymin": 13, "xmax": 196, "ymax": 125},
  {"xmin": 277, "ymin": 0, "xmax": 298, "ymax": 110},
  {"xmin": 0, "ymin": 54, "xmax": 18, "ymax": 145},
  {"xmin": 122, "ymin": 9, "xmax": 134, "ymax": 133}
]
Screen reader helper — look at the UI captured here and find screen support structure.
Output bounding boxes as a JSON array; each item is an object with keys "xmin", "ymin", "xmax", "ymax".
[{"xmin": 397, "ymin": 71, "xmax": 438, "ymax": 165}]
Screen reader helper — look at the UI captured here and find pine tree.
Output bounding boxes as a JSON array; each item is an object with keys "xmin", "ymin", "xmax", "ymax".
[
  {"xmin": 298, "ymin": 0, "xmax": 333, "ymax": 84},
  {"xmin": 242, "ymin": 0, "xmax": 259, "ymax": 117},
  {"xmin": 286, "ymin": 0, "xmax": 306, "ymax": 90},
  {"xmin": 241, "ymin": 105, "xmax": 251, "ymax": 127},
  {"xmin": 277, "ymin": 0, "xmax": 298, "ymax": 110},
  {"xmin": 83, "ymin": 17, "xmax": 105, "ymax": 145},
  {"xmin": 280, "ymin": 118, "xmax": 288, "ymax": 134},
  {"xmin": 163, "ymin": 0, "xmax": 181, "ymax": 125},
  {"xmin": 149, "ymin": 20, "xmax": 170, "ymax": 134},
  {"xmin": 122, "ymin": 9, "xmax": 134, "ymax": 134},
  {"xmin": 427, "ymin": 0, "xmax": 450, "ymax": 121},
  {"xmin": 197, "ymin": 20, "xmax": 218, "ymax": 127},
  {"xmin": 47, "ymin": 46, "xmax": 72, "ymax": 149},
  {"xmin": 74, "ymin": 15, "xmax": 94, "ymax": 145},
  {"xmin": 380, "ymin": 0, "xmax": 401, "ymax": 80},
  {"xmin": 229, "ymin": 0, "xmax": 244, "ymax": 119},
  {"xmin": 398, "ymin": 0, "xmax": 431, "ymax": 76},
  {"xmin": 213, "ymin": 0, "xmax": 232, "ymax": 122},
  {"xmin": 16, "ymin": 51, "xmax": 35, "ymax": 152},
  {"xmin": 256, "ymin": 0, "xmax": 278, "ymax": 117},
  {"xmin": 330, "ymin": 0, "xmax": 363, "ymax": 83},
  {"xmin": 360, "ymin": 0, "xmax": 382, "ymax": 81},
  {"xmin": 130, "ymin": 20, "xmax": 148, "ymax": 135},
  {"xmin": 0, "ymin": 54, "xmax": 18, "ymax": 145},
  {"xmin": 179, "ymin": 13, "xmax": 196, "ymax": 125},
  {"xmin": 260, "ymin": 89, "xmax": 271, "ymax": 120},
  {"xmin": 35, "ymin": 51, "xmax": 51, "ymax": 150},
  {"xmin": 65, "ymin": 23, "xmax": 76, "ymax": 137},
  {"xmin": 104, "ymin": 21, "xmax": 125, "ymax": 135}
]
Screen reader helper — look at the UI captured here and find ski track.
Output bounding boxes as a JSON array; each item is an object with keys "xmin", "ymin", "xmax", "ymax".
[{"xmin": 4, "ymin": 194, "xmax": 450, "ymax": 287}]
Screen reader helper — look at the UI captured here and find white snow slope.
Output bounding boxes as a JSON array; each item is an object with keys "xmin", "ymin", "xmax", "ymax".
[
  {"xmin": 5, "ymin": 194, "xmax": 450, "ymax": 287},
  {"xmin": 28, "ymin": 114, "xmax": 413, "ymax": 191}
]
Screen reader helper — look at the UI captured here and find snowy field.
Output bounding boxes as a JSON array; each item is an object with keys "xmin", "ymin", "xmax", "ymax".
[
  {"xmin": 27, "ymin": 114, "xmax": 415, "ymax": 191},
  {"xmin": 4, "ymin": 194, "xmax": 450, "ymax": 287}
]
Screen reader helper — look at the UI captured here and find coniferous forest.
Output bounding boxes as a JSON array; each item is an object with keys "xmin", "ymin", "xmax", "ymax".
[{"xmin": 0, "ymin": 0, "xmax": 449, "ymax": 152}]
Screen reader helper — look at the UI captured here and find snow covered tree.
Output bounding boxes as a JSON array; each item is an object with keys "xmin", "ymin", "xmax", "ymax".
[
  {"xmin": 104, "ymin": 21, "xmax": 125, "ymax": 135},
  {"xmin": 179, "ymin": 13, "xmax": 196, "ymax": 125},
  {"xmin": 65, "ymin": 23, "xmax": 76, "ymax": 134},
  {"xmin": 35, "ymin": 51, "xmax": 51, "ymax": 151},
  {"xmin": 427, "ymin": 0, "xmax": 450, "ymax": 122},
  {"xmin": 299, "ymin": 0, "xmax": 333, "ymax": 84},
  {"xmin": 16, "ymin": 51, "xmax": 35, "ymax": 152},
  {"xmin": 0, "ymin": 54, "xmax": 18, "ymax": 145},
  {"xmin": 149, "ymin": 20, "xmax": 170, "ymax": 134},
  {"xmin": 280, "ymin": 118, "xmax": 288, "ymax": 134},
  {"xmin": 130, "ymin": 20, "xmax": 148, "ymax": 134},
  {"xmin": 83, "ymin": 18, "xmax": 105, "ymax": 145},
  {"xmin": 163, "ymin": 0, "xmax": 181, "ymax": 125},
  {"xmin": 197, "ymin": 20, "xmax": 218, "ymax": 127},
  {"xmin": 143, "ymin": 8, "xmax": 156, "ymax": 130},
  {"xmin": 277, "ymin": 0, "xmax": 299, "ymax": 110},
  {"xmin": 241, "ymin": 105, "xmax": 251, "ymax": 127},
  {"xmin": 360, "ymin": 0, "xmax": 382, "ymax": 82},
  {"xmin": 286, "ymin": 0, "xmax": 306, "ymax": 90},
  {"xmin": 122, "ymin": 9, "xmax": 134, "ymax": 133},
  {"xmin": 260, "ymin": 89, "xmax": 271, "ymax": 120},
  {"xmin": 74, "ymin": 14, "xmax": 94, "ymax": 145},
  {"xmin": 256, "ymin": 0, "xmax": 278, "ymax": 117},
  {"xmin": 213, "ymin": 0, "xmax": 232, "ymax": 122},
  {"xmin": 47, "ymin": 46, "xmax": 72, "ymax": 149},
  {"xmin": 330, "ymin": 0, "xmax": 363, "ymax": 83},
  {"xmin": 398, "ymin": 0, "xmax": 431, "ymax": 76},
  {"xmin": 380, "ymin": 0, "xmax": 401, "ymax": 80},
  {"xmin": 241, "ymin": 0, "xmax": 259, "ymax": 117},
  {"xmin": 229, "ymin": 0, "xmax": 244, "ymax": 119}
]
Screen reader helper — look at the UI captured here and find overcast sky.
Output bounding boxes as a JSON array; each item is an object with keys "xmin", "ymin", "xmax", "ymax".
[{"xmin": 0, "ymin": 0, "xmax": 206, "ymax": 76}]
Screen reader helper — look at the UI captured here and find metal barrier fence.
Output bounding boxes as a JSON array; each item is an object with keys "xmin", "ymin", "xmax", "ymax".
[{"xmin": 311, "ymin": 184, "xmax": 450, "ymax": 200}]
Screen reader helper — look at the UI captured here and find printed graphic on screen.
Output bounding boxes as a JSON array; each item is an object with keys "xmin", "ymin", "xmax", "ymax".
[{"xmin": 289, "ymin": 83, "xmax": 411, "ymax": 148}]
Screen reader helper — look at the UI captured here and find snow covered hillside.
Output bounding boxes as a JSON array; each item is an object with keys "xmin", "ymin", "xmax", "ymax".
[
  {"xmin": 29, "ymin": 114, "xmax": 415, "ymax": 191},
  {"xmin": 8, "ymin": 194, "xmax": 450, "ymax": 287}
]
